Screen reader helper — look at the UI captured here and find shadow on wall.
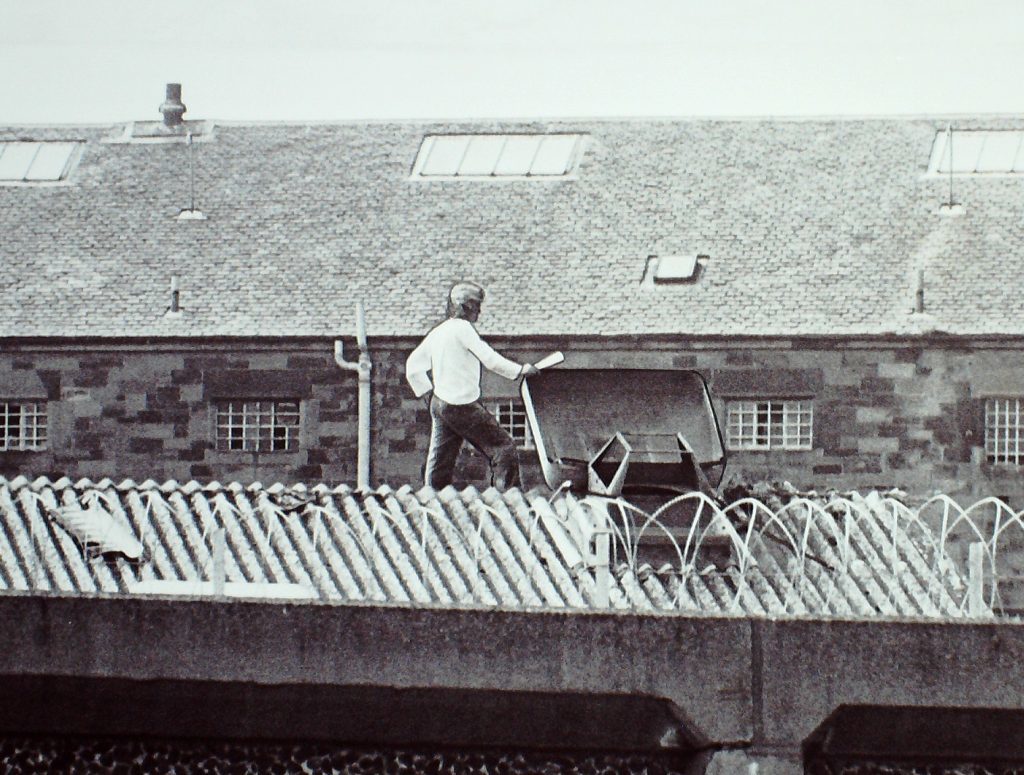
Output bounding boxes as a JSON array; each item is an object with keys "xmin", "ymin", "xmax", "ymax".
[{"xmin": 804, "ymin": 705, "xmax": 1024, "ymax": 773}]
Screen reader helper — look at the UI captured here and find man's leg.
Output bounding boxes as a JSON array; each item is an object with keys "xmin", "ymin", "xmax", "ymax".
[
  {"xmin": 424, "ymin": 397, "xmax": 464, "ymax": 489},
  {"xmin": 442, "ymin": 401, "xmax": 521, "ymax": 490}
]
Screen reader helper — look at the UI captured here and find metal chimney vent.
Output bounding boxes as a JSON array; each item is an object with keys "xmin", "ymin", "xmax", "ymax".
[
  {"xmin": 106, "ymin": 82, "xmax": 215, "ymax": 144},
  {"xmin": 159, "ymin": 83, "xmax": 186, "ymax": 127}
]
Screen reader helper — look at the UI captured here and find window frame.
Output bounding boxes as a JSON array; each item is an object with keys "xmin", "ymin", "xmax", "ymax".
[
  {"xmin": 724, "ymin": 398, "xmax": 813, "ymax": 452},
  {"xmin": 0, "ymin": 400, "xmax": 48, "ymax": 451},
  {"xmin": 0, "ymin": 141, "xmax": 82, "ymax": 185},
  {"xmin": 411, "ymin": 133, "xmax": 585, "ymax": 180},
  {"xmin": 214, "ymin": 398, "xmax": 302, "ymax": 454},
  {"xmin": 984, "ymin": 397, "xmax": 1024, "ymax": 465},
  {"xmin": 490, "ymin": 398, "xmax": 534, "ymax": 450},
  {"xmin": 926, "ymin": 129, "xmax": 1024, "ymax": 177}
]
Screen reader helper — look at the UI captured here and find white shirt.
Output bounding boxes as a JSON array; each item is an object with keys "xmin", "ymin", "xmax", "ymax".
[{"xmin": 406, "ymin": 318, "xmax": 523, "ymax": 405}]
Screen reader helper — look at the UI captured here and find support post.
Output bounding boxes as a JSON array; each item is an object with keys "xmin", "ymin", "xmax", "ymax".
[
  {"xmin": 968, "ymin": 541, "xmax": 985, "ymax": 616},
  {"xmin": 593, "ymin": 529, "xmax": 610, "ymax": 608},
  {"xmin": 583, "ymin": 497, "xmax": 612, "ymax": 608},
  {"xmin": 212, "ymin": 528, "xmax": 226, "ymax": 598}
]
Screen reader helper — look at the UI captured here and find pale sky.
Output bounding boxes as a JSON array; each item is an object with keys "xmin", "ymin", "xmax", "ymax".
[{"xmin": 2, "ymin": 0, "xmax": 1021, "ymax": 123}]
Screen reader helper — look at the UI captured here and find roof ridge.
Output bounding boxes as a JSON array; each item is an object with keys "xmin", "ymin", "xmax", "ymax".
[{"xmin": 4, "ymin": 112, "xmax": 1024, "ymax": 132}]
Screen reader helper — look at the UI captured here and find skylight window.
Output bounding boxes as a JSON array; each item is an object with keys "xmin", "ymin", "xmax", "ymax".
[
  {"xmin": 928, "ymin": 130, "xmax": 1024, "ymax": 175},
  {"xmin": 413, "ymin": 134, "xmax": 584, "ymax": 178},
  {"xmin": 0, "ymin": 142, "xmax": 80, "ymax": 182}
]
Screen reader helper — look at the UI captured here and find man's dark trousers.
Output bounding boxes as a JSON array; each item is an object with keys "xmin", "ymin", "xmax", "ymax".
[{"xmin": 425, "ymin": 396, "xmax": 521, "ymax": 490}]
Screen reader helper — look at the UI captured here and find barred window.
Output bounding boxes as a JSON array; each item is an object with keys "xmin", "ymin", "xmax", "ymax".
[
  {"xmin": 215, "ymin": 400, "xmax": 300, "ymax": 452},
  {"xmin": 0, "ymin": 401, "xmax": 47, "ymax": 451},
  {"xmin": 491, "ymin": 399, "xmax": 534, "ymax": 449},
  {"xmin": 726, "ymin": 399, "xmax": 812, "ymax": 451},
  {"xmin": 985, "ymin": 398, "xmax": 1024, "ymax": 464}
]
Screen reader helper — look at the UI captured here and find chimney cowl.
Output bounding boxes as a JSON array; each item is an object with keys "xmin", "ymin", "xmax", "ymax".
[{"xmin": 159, "ymin": 83, "xmax": 186, "ymax": 127}]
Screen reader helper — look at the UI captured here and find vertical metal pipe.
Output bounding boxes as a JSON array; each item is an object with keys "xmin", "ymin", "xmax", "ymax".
[
  {"xmin": 334, "ymin": 301, "xmax": 373, "ymax": 491},
  {"xmin": 355, "ymin": 301, "xmax": 372, "ymax": 491},
  {"xmin": 187, "ymin": 133, "xmax": 195, "ymax": 213},
  {"xmin": 947, "ymin": 124, "xmax": 954, "ymax": 207}
]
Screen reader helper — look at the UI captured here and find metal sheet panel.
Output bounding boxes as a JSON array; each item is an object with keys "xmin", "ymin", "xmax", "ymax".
[
  {"xmin": 458, "ymin": 136, "xmax": 505, "ymax": 176},
  {"xmin": 975, "ymin": 131, "xmax": 1024, "ymax": 173},
  {"xmin": 0, "ymin": 143, "xmax": 39, "ymax": 181},
  {"xmin": 530, "ymin": 135, "xmax": 579, "ymax": 175},
  {"xmin": 493, "ymin": 135, "xmax": 541, "ymax": 175},
  {"xmin": 418, "ymin": 136, "xmax": 469, "ymax": 176},
  {"xmin": 24, "ymin": 142, "xmax": 77, "ymax": 181}
]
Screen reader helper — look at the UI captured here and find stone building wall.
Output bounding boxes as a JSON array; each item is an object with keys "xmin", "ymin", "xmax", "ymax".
[{"xmin": 1, "ymin": 337, "xmax": 1023, "ymax": 502}]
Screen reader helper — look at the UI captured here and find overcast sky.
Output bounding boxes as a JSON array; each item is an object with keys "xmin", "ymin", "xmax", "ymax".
[{"xmin": 2, "ymin": 0, "xmax": 1021, "ymax": 124}]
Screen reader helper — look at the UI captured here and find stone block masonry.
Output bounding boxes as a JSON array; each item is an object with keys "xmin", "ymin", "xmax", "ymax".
[
  {"xmin": 1, "ymin": 342, "xmax": 360, "ymax": 486},
  {"xmin": 1, "ymin": 337, "xmax": 1024, "ymax": 503}
]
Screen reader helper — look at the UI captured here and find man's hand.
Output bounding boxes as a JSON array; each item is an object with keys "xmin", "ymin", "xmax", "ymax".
[{"xmin": 521, "ymin": 364, "xmax": 541, "ymax": 378}]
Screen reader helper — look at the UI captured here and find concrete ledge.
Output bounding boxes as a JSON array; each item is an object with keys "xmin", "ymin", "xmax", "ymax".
[
  {"xmin": 0, "ymin": 594, "xmax": 753, "ymax": 748},
  {"xmin": 5, "ymin": 592, "xmax": 1024, "ymax": 765},
  {"xmin": 756, "ymin": 618, "xmax": 1024, "ymax": 749}
]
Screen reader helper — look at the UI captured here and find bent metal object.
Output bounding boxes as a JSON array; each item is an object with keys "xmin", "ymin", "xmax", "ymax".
[{"xmin": 520, "ymin": 368, "xmax": 726, "ymax": 498}]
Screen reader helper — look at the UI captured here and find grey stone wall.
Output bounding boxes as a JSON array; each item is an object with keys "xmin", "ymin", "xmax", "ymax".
[{"xmin": 1, "ymin": 338, "xmax": 1023, "ymax": 500}]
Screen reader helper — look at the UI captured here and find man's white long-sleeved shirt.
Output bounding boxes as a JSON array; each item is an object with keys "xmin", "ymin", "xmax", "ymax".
[{"xmin": 406, "ymin": 318, "xmax": 523, "ymax": 405}]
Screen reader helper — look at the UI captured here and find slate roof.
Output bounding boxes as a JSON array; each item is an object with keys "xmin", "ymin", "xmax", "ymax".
[
  {"xmin": 3, "ymin": 117, "xmax": 1024, "ymax": 340},
  {"xmin": 0, "ymin": 475, "xmax": 980, "ymax": 619}
]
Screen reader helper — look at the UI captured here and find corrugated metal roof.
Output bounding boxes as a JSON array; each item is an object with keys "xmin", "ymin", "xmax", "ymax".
[
  {"xmin": 3, "ymin": 118, "xmax": 1024, "ymax": 339},
  {"xmin": 0, "ymin": 476, "xmax": 980, "ymax": 619}
]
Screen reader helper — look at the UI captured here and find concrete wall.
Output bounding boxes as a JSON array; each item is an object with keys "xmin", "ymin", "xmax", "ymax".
[
  {"xmin": 3, "ymin": 337, "xmax": 1024, "ymax": 501},
  {"xmin": 1, "ymin": 594, "xmax": 1024, "ymax": 773}
]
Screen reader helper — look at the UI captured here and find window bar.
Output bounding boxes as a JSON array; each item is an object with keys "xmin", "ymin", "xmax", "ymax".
[
  {"xmin": 1016, "ymin": 399, "xmax": 1021, "ymax": 464},
  {"xmin": 22, "ymin": 144, "xmax": 42, "ymax": 183},
  {"xmin": 420, "ymin": 137, "xmax": 440, "ymax": 176},
  {"xmin": 493, "ymin": 136, "xmax": 509, "ymax": 176},
  {"xmin": 1004, "ymin": 399, "xmax": 1009, "ymax": 463},
  {"xmin": 526, "ymin": 136, "xmax": 544, "ymax": 177},
  {"xmin": 455, "ymin": 137, "xmax": 473, "ymax": 177}
]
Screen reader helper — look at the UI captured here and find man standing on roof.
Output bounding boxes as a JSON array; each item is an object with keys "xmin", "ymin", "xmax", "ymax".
[{"xmin": 406, "ymin": 282, "xmax": 540, "ymax": 490}]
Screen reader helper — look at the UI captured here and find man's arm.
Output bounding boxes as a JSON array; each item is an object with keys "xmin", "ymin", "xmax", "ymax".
[
  {"xmin": 405, "ymin": 340, "xmax": 434, "ymax": 398},
  {"xmin": 459, "ymin": 323, "xmax": 531, "ymax": 380}
]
